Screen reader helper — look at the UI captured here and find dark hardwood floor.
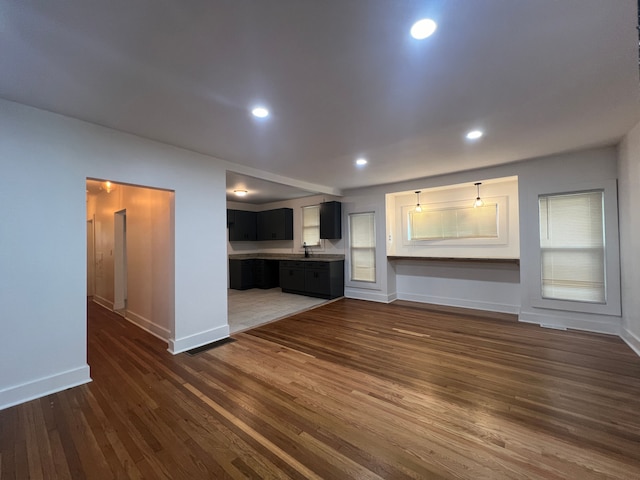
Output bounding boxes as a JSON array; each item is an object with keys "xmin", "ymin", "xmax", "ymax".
[{"xmin": 2, "ymin": 299, "xmax": 640, "ymax": 479}]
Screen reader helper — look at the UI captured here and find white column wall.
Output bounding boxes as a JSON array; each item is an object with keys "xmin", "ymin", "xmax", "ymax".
[
  {"xmin": 0, "ymin": 99, "xmax": 229, "ymax": 409},
  {"xmin": 618, "ymin": 120, "xmax": 640, "ymax": 355}
]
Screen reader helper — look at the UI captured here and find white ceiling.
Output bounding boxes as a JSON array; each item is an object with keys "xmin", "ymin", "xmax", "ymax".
[
  {"xmin": 2, "ymin": 0, "xmax": 639, "ymax": 202},
  {"xmin": 226, "ymin": 171, "xmax": 316, "ymax": 204}
]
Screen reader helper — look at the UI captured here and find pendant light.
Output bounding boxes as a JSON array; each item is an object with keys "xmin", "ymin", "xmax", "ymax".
[
  {"xmin": 473, "ymin": 182, "xmax": 484, "ymax": 208},
  {"xmin": 415, "ymin": 191, "xmax": 423, "ymax": 212}
]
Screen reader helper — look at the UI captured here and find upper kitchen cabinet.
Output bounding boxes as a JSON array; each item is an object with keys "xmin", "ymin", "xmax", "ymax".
[
  {"xmin": 257, "ymin": 208, "xmax": 293, "ymax": 241},
  {"xmin": 320, "ymin": 201, "xmax": 342, "ymax": 239},
  {"xmin": 227, "ymin": 209, "xmax": 257, "ymax": 241}
]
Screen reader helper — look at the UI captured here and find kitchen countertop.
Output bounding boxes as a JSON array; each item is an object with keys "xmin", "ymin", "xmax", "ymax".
[{"xmin": 229, "ymin": 253, "xmax": 345, "ymax": 263}]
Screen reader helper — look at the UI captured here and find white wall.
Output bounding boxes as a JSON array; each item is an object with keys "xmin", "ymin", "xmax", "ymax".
[
  {"xmin": 343, "ymin": 146, "xmax": 622, "ymax": 332},
  {"xmin": 88, "ymin": 184, "xmax": 174, "ymax": 340},
  {"xmin": 0, "ymin": 99, "xmax": 229, "ymax": 409},
  {"xmin": 226, "ymin": 194, "xmax": 345, "ymax": 256},
  {"xmin": 618, "ymin": 120, "xmax": 640, "ymax": 355}
]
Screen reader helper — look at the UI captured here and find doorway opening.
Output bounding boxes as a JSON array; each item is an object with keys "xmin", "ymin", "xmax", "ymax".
[{"xmin": 86, "ymin": 178, "xmax": 175, "ymax": 344}]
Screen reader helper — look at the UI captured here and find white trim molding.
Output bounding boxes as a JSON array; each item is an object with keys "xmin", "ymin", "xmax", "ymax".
[
  {"xmin": 397, "ymin": 292, "xmax": 520, "ymax": 315},
  {"xmin": 621, "ymin": 328, "xmax": 640, "ymax": 357},
  {"xmin": 125, "ymin": 310, "xmax": 171, "ymax": 342},
  {"xmin": 168, "ymin": 325, "xmax": 230, "ymax": 355},
  {"xmin": 345, "ymin": 287, "xmax": 396, "ymax": 303},
  {"xmin": 0, "ymin": 365, "xmax": 91, "ymax": 411},
  {"xmin": 92, "ymin": 295, "xmax": 114, "ymax": 311},
  {"xmin": 518, "ymin": 310, "xmax": 621, "ymax": 335}
]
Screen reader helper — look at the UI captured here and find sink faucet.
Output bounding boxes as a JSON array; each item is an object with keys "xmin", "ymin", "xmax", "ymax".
[{"xmin": 303, "ymin": 242, "xmax": 310, "ymax": 258}]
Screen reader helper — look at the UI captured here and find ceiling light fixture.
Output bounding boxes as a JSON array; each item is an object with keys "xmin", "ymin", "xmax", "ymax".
[
  {"xmin": 415, "ymin": 191, "xmax": 423, "ymax": 212},
  {"xmin": 251, "ymin": 106, "xmax": 269, "ymax": 118},
  {"xmin": 473, "ymin": 182, "xmax": 484, "ymax": 208},
  {"xmin": 234, "ymin": 190, "xmax": 248, "ymax": 197},
  {"xmin": 410, "ymin": 19, "xmax": 438, "ymax": 40},
  {"xmin": 466, "ymin": 130, "xmax": 483, "ymax": 140},
  {"xmin": 104, "ymin": 180, "xmax": 114, "ymax": 193},
  {"xmin": 356, "ymin": 158, "xmax": 368, "ymax": 166}
]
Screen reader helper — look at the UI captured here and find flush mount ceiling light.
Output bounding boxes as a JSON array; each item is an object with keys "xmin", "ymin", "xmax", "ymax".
[
  {"xmin": 466, "ymin": 130, "xmax": 484, "ymax": 140},
  {"xmin": 410, "ymin": 18, "xmax": 437, "ymax": 40},
  {"xmin": 251, "ymin": 106, "xmax": 269, "ymax": 118},
  {"xmin": 103, "ymin": 180, "xmax": 115, "ymax": 193},
  {"xmin": 415, "ymin": 191, "xmax": 423, "ymax": 212},
  {"xmin": 473, "ymin": 182, "xmax": 485, "ymax": 208},
  {"xmin": 234, "ymin": 190, "xmax": 248, "ymax": 197},
  {"xmin": 356, "ymin": 158, "xmax": 368, "ymax": 166}
]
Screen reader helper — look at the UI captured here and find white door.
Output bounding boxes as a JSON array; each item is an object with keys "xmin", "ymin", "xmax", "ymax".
[{"xmin": 113, "ymin": 210, "xmax": 127, "ymax": 313}]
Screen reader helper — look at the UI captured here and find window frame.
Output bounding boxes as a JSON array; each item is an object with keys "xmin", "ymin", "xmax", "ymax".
[
  {"xmin": 532, "ymin": 179, "xmax": 620, "ymax": 316},
  {"xmin": 301, "ymin": 204, "xmax": 321, "ymax": 248},
  {"xmin": 348, "ymin": 211, "xmax": 376, "ymax": 284}
]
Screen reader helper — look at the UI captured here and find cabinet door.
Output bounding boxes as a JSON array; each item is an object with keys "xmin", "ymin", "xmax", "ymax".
[
  {"xmin": 254, "ymin": 259, "xmax": 279, "ymax": 289},
  {"xmin": 279, "ymin": 261, "xmax": 305, "ymax": 292},
  {"xmin": 305, "ymin": 265, "xmax": 330, "ymax": 296},
  {"xmin": 320, "ymin": 201, "xmax": 342, "ymax": 239},
  {"xmin": 228, "ymin": 210, "xmax": 257, "ymax": 241},
  {"xmin": 229, "ymin": 259, "xmax": 255, "ymax": 289},
  {"xmin": 258, "ymin": 208, "xmax": 293, "ymax": 240}
]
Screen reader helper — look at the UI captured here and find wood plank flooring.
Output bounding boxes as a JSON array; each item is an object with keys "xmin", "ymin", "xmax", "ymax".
[{"xmin": 2, "ymin": 299, "xmax": 640, "ymax": 479}]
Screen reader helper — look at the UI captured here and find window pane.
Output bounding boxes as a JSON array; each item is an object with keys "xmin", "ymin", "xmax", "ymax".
[
  {"xmin": 539, "ymin": 191, "xmax": 605, "ymax": 303},
  {"xmin": 302, "ymin": 205, "xmax": 320, "ymax": 246},
  {"xmin": 409, "ymin": 204, "xmax": 498, "ymax": 240},
  {"xmin": 349, "ymin": 212, "xmax": 375, "ymax": 282}
]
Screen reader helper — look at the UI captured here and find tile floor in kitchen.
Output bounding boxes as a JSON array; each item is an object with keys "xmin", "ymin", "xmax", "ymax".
[{"xmin": 227, "ymin": 288, "xmax": 329, "ymax": 334}]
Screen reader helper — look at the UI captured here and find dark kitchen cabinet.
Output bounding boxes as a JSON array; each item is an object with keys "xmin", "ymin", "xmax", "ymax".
[
  {"xmin": 254, "ymin": 259, "xmax": 280, "ymax": 289},
  {"xmin": 229, "ymin": 259, "xmax": 255, "ymax": 290},
  {"xmin": 279, "ymin": 261, "xmax": 306, "ymax": 294},
  {"xmin": 258, "ymin": 208, "xmax": 293, "ymax": 241},
  {"xmin": 320, "ymin": 201, "xmax": 341, "ymax": 239},
  {"xmin": 280, "ymin": 260, "xmax": 344, "ymax": 299},
  {"xmin": 227, "ymin": 209, "xmax": 257, "ymax": 241},
  {"xmin": 229, "ymin": 258, "xmax": 280, "ymax": 290}
]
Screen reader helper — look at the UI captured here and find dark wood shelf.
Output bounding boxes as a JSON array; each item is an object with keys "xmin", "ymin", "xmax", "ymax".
[{"xmin": 387, "ymin": 256, "xmax": 520, "ymax": 266}]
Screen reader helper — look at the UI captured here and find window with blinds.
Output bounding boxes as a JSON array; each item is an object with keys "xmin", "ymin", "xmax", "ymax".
[
  {"xmin": 409, "ymin": 204, "xmax": 498, "ymax": 240},
  {"xmin": 349, "ymin": 212, "xmax": 376, "ymax": 282},
  {"xmin": 302, "ymin": 205, "xmax": 320, "ymax": 246},
  {"xmin": 539, "ymin": 191, "xmax": 605, "ymax": 303}
]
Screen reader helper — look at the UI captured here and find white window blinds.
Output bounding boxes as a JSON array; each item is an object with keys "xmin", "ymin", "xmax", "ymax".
[
  {"xmin": 302, "ymin": 205, "xmax": 320, "ymax": 246},
  {"xmin": 349, "ymin": 212, "xmax": 376, "ymax": 282},
  {"xmin": 409, "ymin": 204, "xmax": 498, "ymax": 240},
  {"xmin": 539, "ymin": 191, "xmax": 605, "ymax": 303}
]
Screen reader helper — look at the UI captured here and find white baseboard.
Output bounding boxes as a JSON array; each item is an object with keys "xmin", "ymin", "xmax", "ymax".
[
  {"xmin": 168, "ymin": 325, "xmax": 230, "ymax": 355},
  {"xmin": 396, "ymin": 292, "xmax": 520, "ymax": 315},
  {"xmin": 345, "ymin": 287, "xmax": 396, "ymax": 303},
  {"xmin": 125, "ymin": 310, "xmax": 171, "ymax": 342},
  {"xmin": 93, "ymin": 295, "xmax": 113, "ymax": 310},
  {"xmin": 621, "ymin": 328, "xmax": 640, "ymax": 357},
  {"xmin": 0, "ymin": 365, "xmax": 91, "ymax": 411},
  {"xmin": 518, "ymin": 310, "xmax": 621, "ymax": 335}
]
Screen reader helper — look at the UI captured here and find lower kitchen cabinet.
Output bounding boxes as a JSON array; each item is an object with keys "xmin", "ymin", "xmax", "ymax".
[
  {"xmin": 229, "ymin": 259, "xmax": 279, "ymax": 290},
  {"xmin": 254, "ymin": 259, "xmax": 280, "ymax": 289},
  {"xmin": 280, "ymin": 260, "xmax": 344, "ymax": 299}
]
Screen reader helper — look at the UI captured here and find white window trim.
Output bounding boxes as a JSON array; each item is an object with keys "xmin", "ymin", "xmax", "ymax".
[
  {"xmin": 531, "ymin": 179, "xmax": 620, "ymax": 316},
  {"xmin": 401, "ymin": 196, "xmax": 509, "ymax": 247},
  {"xmin": 346, "ymin": 210, "xmax": 378, "ymax": 286},
  {"xmin": 300, "ymin": 204, "xmax": 323, "ymax": 251}
]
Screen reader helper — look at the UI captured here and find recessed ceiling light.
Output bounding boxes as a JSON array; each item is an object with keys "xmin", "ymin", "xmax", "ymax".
[
  {"xmin": 410, "ymin": 19, "xmax": 437, "ymax": 40},
  {"xmin": 234, "ymin": 190, "xmax": 248, "ymax": 197},
  {"xmin": 251, "ymin": 106, "xmax": 269, "ymax": 118},
  {"xmin": 356, "ymin": 158, "xmax": 368, "ymax": 166},
  {"xmin": 466, "ymin": 130, "xmax": 484, "ymax": 140}
]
